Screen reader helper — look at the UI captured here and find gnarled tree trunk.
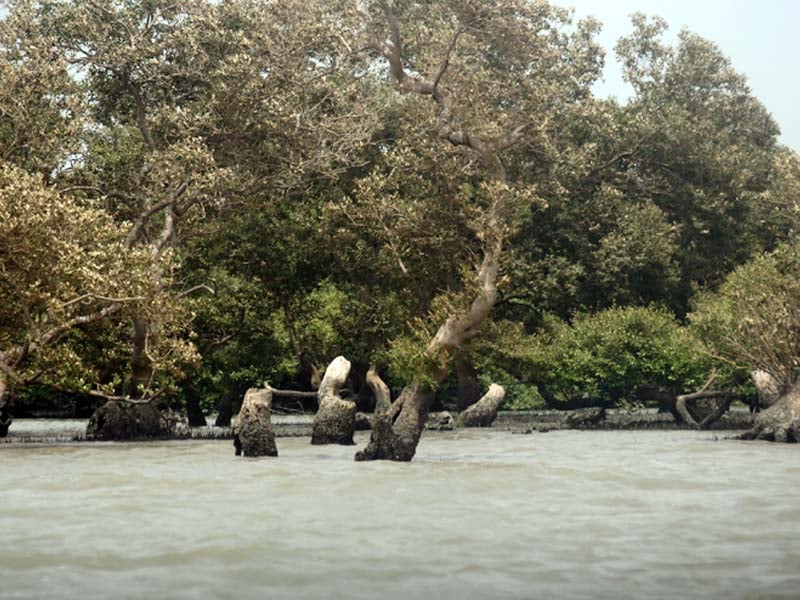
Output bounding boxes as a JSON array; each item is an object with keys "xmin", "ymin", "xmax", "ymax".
[
  {"xmin": 356, "ymin": 370, "xmax": 434, "ymax": 462},
  {"xmin": 353, "ymin": 1, "xmax": 515, "ymax": 461},
  {"xmin": 311, "ymin": 356, "xmax": 356, "ymax": 445},
  {"xmin": 233, "ymin": 388, "xmax": 278, "ymax": 457},
  {"xmin": 741, "ymin": 382, "xmax": 800, "ymax": 443},
  {"xmin": 457, "ymin": 384, "xmax": 505, "ymax": 427}
]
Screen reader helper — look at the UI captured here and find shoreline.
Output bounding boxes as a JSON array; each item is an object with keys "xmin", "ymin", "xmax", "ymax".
[{"xmin": 0, "ymin": 409, "xmax": 755, "ymax": 445}]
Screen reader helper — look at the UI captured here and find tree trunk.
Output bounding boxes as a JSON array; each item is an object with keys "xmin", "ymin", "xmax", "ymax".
[
  {"xmin": 215, "ymin": 384, "xmax": 245, "ymax": 427},
  {"xmin": 126, "ymin": 317, "xmax": 152, "ymax": 397},
  {"xmin": 356, "ymin": 372, "xmax": 434, "ymax": 462},
  {"xmin": 233, "ymin": 388, "xmax": 278, "ymax": 457},
  {"xmin": 182, "ymin": 378, "xmax": 207, "ymax": 427},
  {"xmin": 283, "ymin": 303, "xmax": 321, "ymax": 390},
  {"xmin": 740, "ymin": 382, "xmax": 800, "ymax": 443},
  {"xmin": 455, "ymin": 354, "xmax": 483, "ymax": 411},
  {"xmin": 0, "ymin": 378, "xmax": 10, "ymax": 438},
  {"xmin": 354, "ymin": 2, "xmax": 508, "ymax": 461},
  {"xmin": 355, "ymin": 214, "xmax": 502, "ymax": 461},
  {"xmin": 311, "ymin": 356, "xmax": 356, "ymax": 445},
  {"xmin": 456, "ymin": 384, "xmax": 505, "ymax": 427}
]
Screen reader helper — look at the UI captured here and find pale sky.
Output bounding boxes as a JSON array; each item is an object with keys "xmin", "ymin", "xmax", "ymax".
[{"xmin": 567, "ymin": 0, "xmax": 800, "ymax": 151}]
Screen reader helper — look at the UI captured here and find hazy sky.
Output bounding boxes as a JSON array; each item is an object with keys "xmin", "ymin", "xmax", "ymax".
[{"xmin": 567, "ymin": 0, "xmax": 800, "ymax": 151}]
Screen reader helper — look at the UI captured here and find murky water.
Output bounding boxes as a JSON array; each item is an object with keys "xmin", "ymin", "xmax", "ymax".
[{"xmin": 1, "ymin": 428, "xmax": 798, "ymax": 599}]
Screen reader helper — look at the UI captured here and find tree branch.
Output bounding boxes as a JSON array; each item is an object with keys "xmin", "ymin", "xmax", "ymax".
[{"xmin": 366, "ymin": 366, "xmax": 392, "ymax": 416}]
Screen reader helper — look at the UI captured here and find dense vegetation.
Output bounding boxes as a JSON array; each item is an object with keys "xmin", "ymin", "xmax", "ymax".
[{"xmin": 1, "ymin": 0, "xmax": 798, "ymax": 433}]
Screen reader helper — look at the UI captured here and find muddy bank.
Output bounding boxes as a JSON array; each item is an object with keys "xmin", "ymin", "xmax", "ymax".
[
  {"xmin": 1, "ymin": 409, "xmax": 755, "ymax": 444},
  {"xmin": 494, "ymin": 408, "xmax": 755, "ymax": 431},
  {"xmin": 1, "ymin": 416, "xmax": 314, "ymax": 444}
]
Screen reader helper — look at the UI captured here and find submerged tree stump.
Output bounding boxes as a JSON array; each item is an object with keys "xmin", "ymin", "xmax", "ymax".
[
  {"xmin": 86, "ymin": 401, "xmax": 186, "ymax": 441},
  {"xmin": 355, "ymin": 378, "xmax": 434, "ymax": 462},
  {"xmin": 426, "ymin": 411, "xmax": 455, "ymax": 431},
  {"xmin": 311, "ymin": 356, "xmax": 356, "ymax": 445},
  {"xmin": 233, "ymin": 388, "xmax": 278, "ymax": 457},
  {"xmin": 457, "ymin": 384, "xmax": 505, "ymax": 427}
]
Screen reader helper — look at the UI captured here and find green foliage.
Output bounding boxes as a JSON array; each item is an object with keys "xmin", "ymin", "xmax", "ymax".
[
  {"xmin": 1, "ymin": 0, "xmax": 798, "ymax": 415},
  {"xmin": 0, "ymin": 162, "xmax": 166, "ymax": 390},
  {"xmin": 525, "ymin": 307, "xmax": 714, "ymax": 405},
  {"xmin": 691, "ymin": 243, "xmax": 800, "ymax": 387}
]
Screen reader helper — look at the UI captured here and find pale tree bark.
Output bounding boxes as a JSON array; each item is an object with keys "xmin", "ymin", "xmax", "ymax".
[
  {"xmin": 751, "ymin": 369, "xmax": 783, "ymax": 411},
  {"xmin": 741, "ymin": 381, "xmax": 800, "ymax": 443},
  {"xmin": 233, "ymin": 388, "xmax": 278, "ymax": 457},
  {"xmin": 311, "ymin": 356, "xmax": 357, "ymax": 445},
  {"xmin": 456, "ymin": 384, "xmax": 505, "ymax": 427}
]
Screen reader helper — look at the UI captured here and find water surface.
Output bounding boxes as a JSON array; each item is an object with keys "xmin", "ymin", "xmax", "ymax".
[{"xmin": 1, "ymin": 429, "xmax": 798, "ymax": 599}]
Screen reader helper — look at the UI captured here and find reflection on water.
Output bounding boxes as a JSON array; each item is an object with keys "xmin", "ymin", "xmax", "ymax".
[{"xmin": 1, "ymin": 430, "xmax": 798, "ymax": 599}]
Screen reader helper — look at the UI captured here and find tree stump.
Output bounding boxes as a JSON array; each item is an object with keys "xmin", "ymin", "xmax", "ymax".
[
  {"xmin": 456, "ymin": 384, "xmax": 505, "ymax": 427},
  {"xmin": 426, "ymin": 411, "xmax": 455, "ymax": 431},
  {"xmin": 86, "ymin": 401, "xmax": 184, "ymax": 441},
  {"xmin": 233, "ymin": 388, "xmax": 278, "ymax": 457},
  {"xmin": 312, "ymin": 356, "xmax": 356, "ymax": 445}
]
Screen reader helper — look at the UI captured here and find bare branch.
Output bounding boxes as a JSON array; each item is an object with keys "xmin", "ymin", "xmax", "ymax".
[
  {"xmin": 61, "ymin": 293, "xmax": 144, "ymax": 309},
  {"xmin": 177, "ymin": 284, "xmax": 215, "ymax": 298},
  {"xmin": 265, "ymin": 386, "xmax": 318, "ymax": 399},
  {"xmin": 366, "ymin": 366, "xmax": 392, "ymax": 416}
]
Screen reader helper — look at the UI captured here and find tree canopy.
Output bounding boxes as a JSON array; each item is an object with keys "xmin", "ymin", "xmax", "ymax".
[{"xmin": 0, "ymin": 0, "xmax": 797, "ymax": 434}]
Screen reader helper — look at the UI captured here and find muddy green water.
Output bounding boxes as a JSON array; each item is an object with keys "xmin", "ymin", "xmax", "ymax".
[{"xmin": 1, "ymin": 428, "xmax": 798, "ymax": 599}]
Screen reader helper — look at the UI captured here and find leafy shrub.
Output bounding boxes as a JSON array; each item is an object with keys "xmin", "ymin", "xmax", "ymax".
[
  {"xmin": 690, "ymin": 243, "xmax": 800, "ymax": 388},
  {"xmin": 526, "ymin": 306, "xmax": 713, "ymax": 406}
]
